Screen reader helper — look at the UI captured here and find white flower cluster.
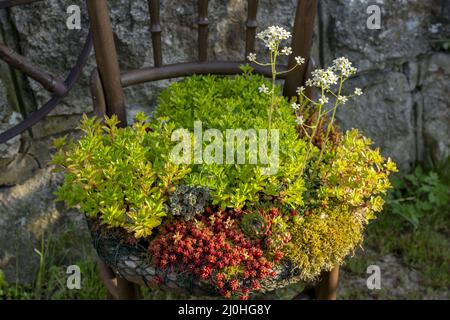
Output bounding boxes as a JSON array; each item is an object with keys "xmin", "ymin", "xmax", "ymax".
[
  {"xmin": 332, "ymin": 57, "xmax": 357, "ymax": 78},
  {"xmin": 256, "ymin": 26, "xmax": 291, "ymax": 52},
  {"xmin": 295, "ymin": 115, "xmax": 304, "ymax": 125},
  {"xmin": 295, "ymin": 56, "xmax": 305, "ymax": 65},
  {"xmin": 306, "ymin": 68, "xmax": 338, "ymax": 89},
  {"xmin": 318, "ymin": 96, "xmax": 329, "ymax": 105},
  {"xmin": 247, "ymin": 52, "xmax": 257, "ymax": 62},
  {"xmin": 281, "ymin": 46, "xmax": 292, "ymax": 55},
  {"xmin": 296, "ymin": 86, "xmax": 305, "ymax": 95},
  {"xmin": 337, "ymin": 95, "xmax": 348, "ymax": 104},
  {"xmin": 304, "ymin": 57, "xmax": 359, "ymax": 90},
  {"xmin": 258, "ymin": 84, "xmax": 269, "ymax": 94}
]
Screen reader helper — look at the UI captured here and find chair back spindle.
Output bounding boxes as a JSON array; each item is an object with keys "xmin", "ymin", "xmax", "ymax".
[
  {"xmin": 197, "ymin": 0, "xmax": 209, "ymax": 62},
  {"xmin": 245, "ymin": 0, "xmax": 259, "ymax": 59},
  {"xmin": 87, "ymin": 0, "xmax": 127, "ymax": 126},
  {"xmin": 283, "ymin": 0, "xmax": 318, "ymax": 97},
  {"xmin": 148, "ymin": 0, "xmax": 163, "ymax": 67}
]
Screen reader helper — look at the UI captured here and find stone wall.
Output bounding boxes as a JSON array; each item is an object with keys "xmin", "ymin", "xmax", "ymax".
[
  {"xmin": 0, "ymin": 0, "xmax": 449, "ymax": 283},
  {"xmin": 320, "ymin": 0, "xmax": 450, "ymax": 167}
]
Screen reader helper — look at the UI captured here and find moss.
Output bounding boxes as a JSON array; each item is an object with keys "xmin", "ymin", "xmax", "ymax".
[{"xmin": 284, "ymin": 209, "xmax": 363, "ymax": 280}]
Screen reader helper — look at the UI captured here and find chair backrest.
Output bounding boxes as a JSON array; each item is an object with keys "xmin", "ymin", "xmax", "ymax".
[{"xmin": 87, "ymin": 0, "xmax": 318, "ymax": 126}]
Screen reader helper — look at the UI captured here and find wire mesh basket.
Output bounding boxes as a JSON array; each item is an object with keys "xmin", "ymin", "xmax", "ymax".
[{"xmin": 88, "ymin": 217, "xmax": 304, "ymax": 297}]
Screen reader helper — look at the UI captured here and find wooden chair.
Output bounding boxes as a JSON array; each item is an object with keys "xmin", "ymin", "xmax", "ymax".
[{"xmin": 86, "ymin": 0, "xmax": 339, "ymax": 300}]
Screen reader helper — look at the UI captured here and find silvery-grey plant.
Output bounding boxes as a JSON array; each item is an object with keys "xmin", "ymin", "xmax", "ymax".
[{"xmin": 165, "ymin": 185, "xmax": 212, "ymax": 220}]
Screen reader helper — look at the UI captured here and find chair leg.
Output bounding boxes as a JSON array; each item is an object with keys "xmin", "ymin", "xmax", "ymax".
[
  {"xmin": 315, "ymin": 265, "xmax": 339, "ymax": 300},
  {"xmin": 96, "ymin": 257, "xmax": 140, "ymax": 300},
  {"xmin": 116, "ymin": 276, "xmax": 140, "ymax": 300},
  {"xmin": 96, "ymin": 257, "xmax": 119, "ymax": 299}
]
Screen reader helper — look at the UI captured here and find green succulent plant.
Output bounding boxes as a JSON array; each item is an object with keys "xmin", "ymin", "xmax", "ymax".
[{"xmin": 240, "ymin": 212, "xmax": 268, "ymax": 239}]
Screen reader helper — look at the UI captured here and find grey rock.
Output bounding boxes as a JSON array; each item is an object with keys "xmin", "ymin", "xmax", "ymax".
[
  {"xmin": 0, "ymin": 78, "xmax": 8, "ymax": 121},
  {"xmin": 0, "ymin": 153, "xmax": 39, "ymax": 187},
  {"xmin": 419, "ymin": 53, "xmax": 450, "ymax": 164},
  {"xmin": 124, "ymin": 259, "xmax": 137, "ymax": 270},
  {"xmin": 9, "ymin": 0, "xmax": 94, "ymax": 116},
  {"xmin": 0, "ymin": 79, "xmax": 36, "ymax": 186},
  {"xmin": 336, "ymin": 71, "xmax": 416, "ymax": 170},
  {"xmin": 338, "ymin": 250, "xmax": 449, "ymax": 299},
  {"xmin": 320, "ymin": 0, "xmax": 442, "ymax": 71},
  {"xmin": 145, "ymin": 267, "xmax": 156, "ymax": 276},
  {"xmin": 167, "ymin": 272, "xmax": 177, "ymax": 282},
  {"xmin": 320, "ymin": 0, "xmax": 450, "ymax": 169}
]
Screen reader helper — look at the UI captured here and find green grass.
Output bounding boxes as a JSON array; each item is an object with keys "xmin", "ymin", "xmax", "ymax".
[
  {"xmin": 366, "ymin": 219, "xmax": 449, "ymax": 290},
  {"xmin": 0, "ymin": 215, "xmax": 107, "ymax": 300}
]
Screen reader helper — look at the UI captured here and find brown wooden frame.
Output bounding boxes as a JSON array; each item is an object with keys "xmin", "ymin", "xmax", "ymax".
[{"xmin": 87, "ymin": 0, "xmax": 339, "ymax": 300}]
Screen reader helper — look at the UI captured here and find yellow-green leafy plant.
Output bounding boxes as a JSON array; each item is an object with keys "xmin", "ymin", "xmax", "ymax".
[
  {"xmin": 281, "ymin": 130, "xmax": 397, "ymax": 280},
  {"xmin": 51, "ymin": 113, "xmax": 190, "ymax": 238}
]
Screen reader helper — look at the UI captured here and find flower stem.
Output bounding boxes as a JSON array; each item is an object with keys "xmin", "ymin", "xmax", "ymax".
[
  {"xmin": 301, "ymin": 88, "xmax": 325, "ymax": 173},
  {"xmin": 269, "ymin": 46, "xmax": 278, "ymax": 131},
  {"xmin": 315, "ymin": 78, "xmax": 345, "ymax": 167},
  {"xmin": 325, "ymin": 77, "xmax": 344, "ymax": 140}
]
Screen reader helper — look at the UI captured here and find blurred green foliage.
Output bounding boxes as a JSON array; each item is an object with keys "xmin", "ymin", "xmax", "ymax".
[{"xmin": 386, "ymin": 165, "xmax": 449, "ymax": 228}]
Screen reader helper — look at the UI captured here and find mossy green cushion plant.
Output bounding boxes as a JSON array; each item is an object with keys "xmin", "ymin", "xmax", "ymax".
[
  {"xmin": 156, "ymin": 73, "xmax": 309, "ymax": 209},
  {"xmin": 52, "ymin": 26, "xmax": 397, "ymax": 298}
]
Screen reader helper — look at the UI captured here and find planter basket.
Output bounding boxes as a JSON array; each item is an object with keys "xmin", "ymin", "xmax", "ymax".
[{"xmin": 89, "ymin": 218, "xmax": 304, "ymax": 297}]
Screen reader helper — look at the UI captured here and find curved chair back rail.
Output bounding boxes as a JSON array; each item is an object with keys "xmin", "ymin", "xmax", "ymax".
[
  {"xmin": 88, "ymin": 0, "xmax": 318, "ymax": 127},
  {"xmin": 0, "ymin": 0, "xmax": 92, "ymax": 144}
]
